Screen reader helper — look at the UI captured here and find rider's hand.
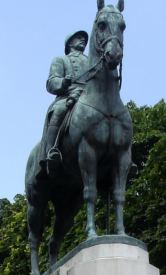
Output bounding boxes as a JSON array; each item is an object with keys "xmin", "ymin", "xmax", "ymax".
[
  {"xmin": 62, "ymin": 75, "xmax": 73, "ymax": 88},
  {"xmin": 66, "ymin": 98, "xmax": 75, "ymax": 108}
]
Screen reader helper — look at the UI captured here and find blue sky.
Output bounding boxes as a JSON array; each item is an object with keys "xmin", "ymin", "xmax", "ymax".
[{"xmin": 1, "ymin": 0, "xmax": 166, "ymax": 201}]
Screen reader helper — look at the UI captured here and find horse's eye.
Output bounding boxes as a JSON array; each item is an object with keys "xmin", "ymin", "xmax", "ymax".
[{"xmin": 98, "ymin": 22, "xmax": 106, "ymax": 31}]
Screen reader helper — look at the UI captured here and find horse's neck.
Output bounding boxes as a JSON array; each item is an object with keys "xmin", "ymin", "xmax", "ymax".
[{"xmin": 85, "ymin": 55, "xmax": 123, "ymax": 115}]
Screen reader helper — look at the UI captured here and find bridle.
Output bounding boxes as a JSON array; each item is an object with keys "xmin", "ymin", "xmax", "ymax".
[
  {"xmin": 73, "ymin": 11, "xmax": 124, "ymax": 91},
  {"xmin": 94, "ymin": 35, "xmax": 123, "ymax": 91},
  {"xmin": 94, "ymin": 11, "xmax": 124, "ymax": 90}
]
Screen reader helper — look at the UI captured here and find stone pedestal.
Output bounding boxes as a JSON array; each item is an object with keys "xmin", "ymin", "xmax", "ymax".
[{"xmin": 44, "ymin": 236, "xmax": 160, "ymax": 275}]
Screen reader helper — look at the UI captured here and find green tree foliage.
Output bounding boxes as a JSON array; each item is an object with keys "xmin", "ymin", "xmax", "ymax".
[
  {"xmin": 125, "ymin": 99, "xmax": 166, "ymax": 274},
  {"xmin": 0, "ymin": 100, "xmax": 165, "ymax": 274},
  {"xmin": 0, "ymin": 195, "xmax": 30, "ymax": 274}
]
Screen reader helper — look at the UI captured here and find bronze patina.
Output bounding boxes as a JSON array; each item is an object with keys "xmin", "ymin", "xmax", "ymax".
[{"xmin": 25, "ymin": 1, "xmax": 134, "ymax": 274}]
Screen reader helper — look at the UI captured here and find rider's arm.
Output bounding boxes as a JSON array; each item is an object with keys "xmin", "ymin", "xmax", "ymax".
[{"xmin": 46, "ymin": 57, "xmax": 67, "ymax": 96}]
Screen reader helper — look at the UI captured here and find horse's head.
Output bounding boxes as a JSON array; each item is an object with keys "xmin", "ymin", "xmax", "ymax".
[{"xmin": 92, "ymin": 0, "xmax": 126, "ymax": 70}]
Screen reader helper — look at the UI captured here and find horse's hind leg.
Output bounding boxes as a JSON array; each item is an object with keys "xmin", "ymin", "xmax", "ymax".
[
  {"xmin": 112, "ymin": 148, "xmax": 132, "ymax": 235},
  {"xmin": 49, "ymin": 190, "xmax": 82, "ymax": 266},
  {"xmin": 27, "ymin": 202, "xmax": 46, "ymax": 275},
  {"xmin": 79, "ymin": 138, "xmax": 97, "ymax": 239}
]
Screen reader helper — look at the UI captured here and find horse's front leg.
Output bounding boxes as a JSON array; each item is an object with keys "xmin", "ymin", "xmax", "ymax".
[
  {"xmin": 112, "ymin": 148, "xmax": 132, "ymax": 235},
  {"xmin": 79, "ymin": 138, "xmax": 98, "ymax": 239}
]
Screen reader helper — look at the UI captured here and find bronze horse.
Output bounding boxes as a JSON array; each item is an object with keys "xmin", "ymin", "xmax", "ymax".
[{"xmin": 25, "ymin": 0, "xmax": 132, "ymax": 274}]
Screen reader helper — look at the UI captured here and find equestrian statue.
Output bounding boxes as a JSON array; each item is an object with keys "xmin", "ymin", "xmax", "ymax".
[{"xmin": 25, "ymin": 0, "xmax": 133, "ymax": 274}]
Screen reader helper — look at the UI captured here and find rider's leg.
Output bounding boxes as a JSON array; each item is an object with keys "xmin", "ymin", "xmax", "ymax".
[
  {"xmin": 46, "ymin": 99, "xmax": 68, "ymax": 154},
  {"xmin": 45, "ymin": 124, "xmax": 59, "ymax": 154},
  {"xmin": 46, "ymin": 100, "xmax": 68, "ymax": 174},
  {"xmin": 38, "ymin": 120, "xmax": 59, "ymax": 176}
]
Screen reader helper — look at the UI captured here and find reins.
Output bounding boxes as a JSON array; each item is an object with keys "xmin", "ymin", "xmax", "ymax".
[
  {"xmin": 73, "ymin": 54, "xmax": 122, "ymax": 92},
  {"xmin": 73, "ymin": 54, "xmax": 105, "ymax": 83},
  {"xmin": 73, "ymin": 28, "xmax": 123, "ymax": 91}
]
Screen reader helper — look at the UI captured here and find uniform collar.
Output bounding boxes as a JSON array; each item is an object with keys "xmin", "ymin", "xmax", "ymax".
[{"xmin": 68, "ymin": 51, "xmax": 83, "ymax": 57}]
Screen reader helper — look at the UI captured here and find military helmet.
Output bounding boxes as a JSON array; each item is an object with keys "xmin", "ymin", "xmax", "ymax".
[{"xmin": 65, "ymin": 30, "xmax": 88, "ymax": 55}]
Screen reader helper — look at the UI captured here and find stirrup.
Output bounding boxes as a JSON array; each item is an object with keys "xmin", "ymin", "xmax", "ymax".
[
  {"xmin": 47, "ymin": 147, "xmax": 62, "ymax": 163},
  {"xmin": 46, "ymin": 147, "xmax": 63, "ymax": 177}
]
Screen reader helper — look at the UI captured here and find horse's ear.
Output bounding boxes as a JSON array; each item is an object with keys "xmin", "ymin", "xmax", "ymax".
[
  {"xmin": 116, "ymin": 0, "xmax": 124, "ymax": 12},
  {"xmin": 97, "ymin": 0, "xmax": 105, "ymax": 11}
]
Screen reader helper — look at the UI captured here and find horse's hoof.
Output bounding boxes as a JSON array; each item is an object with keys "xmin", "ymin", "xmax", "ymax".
[
  {"xmin": 87, "ymin": 231, "xmax": 98, "ymax": 240},
  {"xmin": 50, "ymin": 257, "xmax": 57, "ymax": 267}
]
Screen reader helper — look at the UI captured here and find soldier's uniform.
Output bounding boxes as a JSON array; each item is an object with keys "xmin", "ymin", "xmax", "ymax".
[{"xmin": 39, "ymin": 31, "xmax": 88, "ymax": 171}]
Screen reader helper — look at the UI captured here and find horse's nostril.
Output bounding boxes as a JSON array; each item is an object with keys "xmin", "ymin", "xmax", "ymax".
[
  {"xmin": 117, "ymin": 52, "xmax": 123, "ymax": 60},
  {"xmin": 105, "ymin": 51, "xmax": 113, "ymax": 59},
  {"xmin": 106, "ymin": 51, "xmax": 111, "ymax": 56},
  {"xmin": 105, "ymin": 51, "xmax": 113, "ymax": 63},
  {"xmin": 104, "ymin": 50, "xmax": 123, "ymax": 64}
]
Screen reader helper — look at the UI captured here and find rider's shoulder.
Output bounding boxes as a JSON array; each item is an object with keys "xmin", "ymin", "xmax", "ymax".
[{"xmin": 50, "ymin": 56, "xmax": 65, "ymax": 65}]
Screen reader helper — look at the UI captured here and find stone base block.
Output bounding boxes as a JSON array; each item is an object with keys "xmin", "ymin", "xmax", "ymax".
[{"xmin": 44, "ymin": 236, "xmax": 160, "ymax": 275}]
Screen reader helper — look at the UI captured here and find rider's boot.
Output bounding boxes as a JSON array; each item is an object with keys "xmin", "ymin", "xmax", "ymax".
[{"xmin": 46, "ymin": 125, "xmax": 62, "ymax": 177}]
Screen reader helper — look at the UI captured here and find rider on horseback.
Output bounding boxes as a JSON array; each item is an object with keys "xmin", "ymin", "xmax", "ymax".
[{"xmin": 38, "ymin": 30, "xmax": 89, "ymax": 176}]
